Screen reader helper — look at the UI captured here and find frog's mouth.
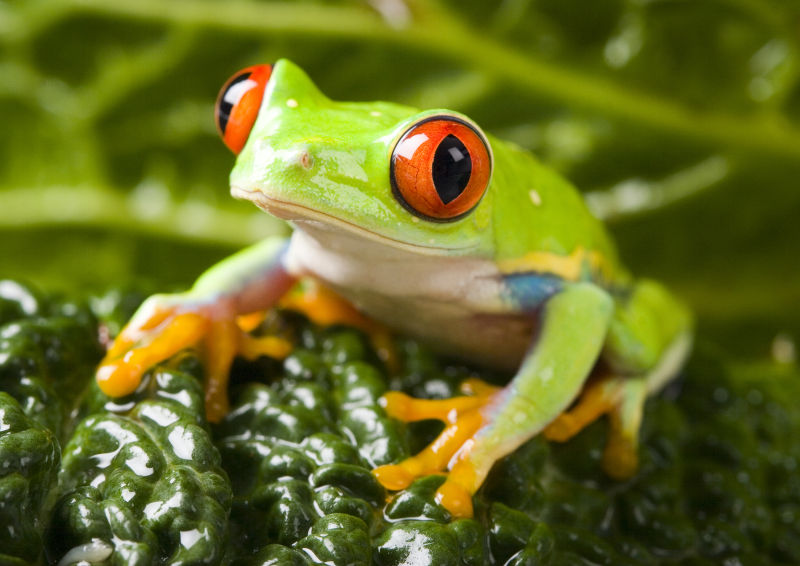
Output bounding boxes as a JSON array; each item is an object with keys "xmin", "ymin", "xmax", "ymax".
[{"xmin": 231, "ymin": 186, "xmax": 466, "ymax": 256}]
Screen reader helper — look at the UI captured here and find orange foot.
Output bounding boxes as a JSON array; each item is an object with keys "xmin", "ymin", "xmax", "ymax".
[
  {"xmin": 543, "ymin": 375, "xmax": 646, "ymax": 480},
  {"xmin": 279, "ymin": 279, "xmax": 398, "ymax": 371},
  {"xmin": 372, "ymin": 378, "xmax": 501, "ymax": 518},
  {"xmin": 97, "ymin": 279, "xmax": 396, "ymax": 424},
  {"xmin": 374, "ymin": 375, "xmax": 646, "ymax": 518},
  {"xmin": 96, "ymin": 295, "xmax": 291, "ymax": 423}
]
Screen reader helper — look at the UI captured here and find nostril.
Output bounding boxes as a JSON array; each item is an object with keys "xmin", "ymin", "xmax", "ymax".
[{"xmin": 299, "ymin": 150, "xmax": 313, "ymax": 170}]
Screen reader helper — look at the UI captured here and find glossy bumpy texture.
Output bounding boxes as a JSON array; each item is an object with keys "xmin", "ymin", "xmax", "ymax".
[{"xmin": 1, "ymin": 282, "xmax": 799, "ymax": 564}]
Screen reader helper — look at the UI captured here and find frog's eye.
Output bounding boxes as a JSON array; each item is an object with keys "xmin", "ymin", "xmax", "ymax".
[
  {"xmin": 391, "ymin": 116, "xmax": 492, "ymax": 221},
  {"xmin": 215, "ymin": 64, "xmax": 273, "ymax": 154}
]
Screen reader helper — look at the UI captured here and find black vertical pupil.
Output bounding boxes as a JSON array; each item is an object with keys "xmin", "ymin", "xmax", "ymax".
[
  {"xmin": 217, "ymin": 72, "xmax": 252, "ymax": 134},
  {"xmin": 432, "ymin": 134, "xmax": 471, "ymax": 204}
]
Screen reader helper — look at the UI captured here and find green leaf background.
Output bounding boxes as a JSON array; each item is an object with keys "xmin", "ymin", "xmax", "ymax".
[{"xmin": 2, "ymin": 0, "xmax": 799, "ymax": 360}]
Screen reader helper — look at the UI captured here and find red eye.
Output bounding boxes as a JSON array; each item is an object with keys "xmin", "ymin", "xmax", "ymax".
[
  {"xmin": 391, "ymin": 116, "xmax": 492, "ymax": 221},
  {"xmin": 215, "ymin": 64, "xmax": 272, "ymax": 154}
]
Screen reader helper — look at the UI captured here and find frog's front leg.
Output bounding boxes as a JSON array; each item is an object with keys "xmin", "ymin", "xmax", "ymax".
[
  {"xmin": 374, "ymin": 282, "xmax": 614, "ymax": 518},
  {"xmin": 96, "ymin": 237, "xmax": 296, "ymax": 422}
]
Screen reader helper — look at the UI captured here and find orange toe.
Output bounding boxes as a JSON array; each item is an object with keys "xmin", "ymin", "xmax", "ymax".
[
  {"xmin": 373, "ymin": 464, "xmax": 417, "ymax": 491},
  {"xmin": 373, "ymin": 378, "xmax": 501, "ymax": 518},
  {"xmin": 435, "ymin": 479, "xmax": 474, "ymax": 519}
]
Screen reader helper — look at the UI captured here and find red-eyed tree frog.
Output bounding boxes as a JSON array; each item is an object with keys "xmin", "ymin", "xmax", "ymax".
[{"xmin": 96, "ymin": 60, "xmax": 693, "ymax": 519}]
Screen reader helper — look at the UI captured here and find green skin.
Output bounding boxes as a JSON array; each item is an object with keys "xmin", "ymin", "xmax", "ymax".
[{"xmin": 135, "ymin": 59, "xmax": 692, "ymax": 499}]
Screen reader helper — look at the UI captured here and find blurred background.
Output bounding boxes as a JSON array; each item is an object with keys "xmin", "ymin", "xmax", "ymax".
[{"xmin": 1, "ymin": 0, "xmax": 798, "ymax": 362}]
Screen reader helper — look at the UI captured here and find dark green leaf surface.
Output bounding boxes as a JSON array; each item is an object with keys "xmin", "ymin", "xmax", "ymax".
[
  {"xmin": 48, "ymin": 360, "xmax": 231, "ymax": 565},
  {"xmin": 0, "ymin": 281, "xmax": 101, "ymax": 565},
  {"xmin": 0, "ymin": 285, "xmax": 797, "ymax": 564},
  {"xmin": 0, "ymin": 392, "xmax": 60, "ymax": 565}
]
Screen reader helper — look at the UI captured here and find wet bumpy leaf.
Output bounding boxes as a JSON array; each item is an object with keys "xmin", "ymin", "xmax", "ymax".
[
  {"xmin": 47, "ymin": 365, "xmax": 231, "ymax": 565},
  {"xmin": 0, "ymin": 281, "xmax": 101, "ymax": 565},
  {"xmin": 215, "ymin": 327, "xmax": 395, "ymax": 559},
  {"xmin": 0, "ymin": 285, "xmax": 797, "ymax": 564},
  {"xmin": 0, "ymin": 392, "xmax": 60, "ymax": 565}
]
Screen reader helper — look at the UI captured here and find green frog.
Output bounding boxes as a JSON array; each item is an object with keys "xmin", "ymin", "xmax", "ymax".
[{"xmin": 96, "ymin": 59, "xmax": 692, "ymax": 518}]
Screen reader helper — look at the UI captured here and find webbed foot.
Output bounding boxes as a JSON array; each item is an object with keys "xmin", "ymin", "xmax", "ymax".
[
  {"xmin": 372, "ymin": 378, "xmax": 502, "ymax": 518},
  {"xmin": 373, "ymin": 375, "xmax": 649, "ymax": 517},
  {"xmin": 96, "ymin": 294, "xmax": 291, "ymax": 422},
  {"xmin": 543, "ymin": 375, "xmax": 646, "ymax": 480},
  {"xmin": 279, "ymin": 279, "xmax": 398, "ymax": 371}
]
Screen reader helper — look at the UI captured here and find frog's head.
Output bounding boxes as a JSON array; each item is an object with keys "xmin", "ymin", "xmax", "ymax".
[{"xmin": 216, "ymin": 59, "xmax": 495, "ymax": 256}]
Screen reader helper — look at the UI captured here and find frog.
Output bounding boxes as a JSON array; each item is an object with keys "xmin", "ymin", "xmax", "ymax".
[{"xmin": 96, "ymin": 59, "xmax": 693, "ymax": 519}]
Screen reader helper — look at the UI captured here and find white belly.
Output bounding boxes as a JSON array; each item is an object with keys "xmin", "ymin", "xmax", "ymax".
[{"xmin": 284, "ymin": 226, "xmax": 532, "ymax": 371}]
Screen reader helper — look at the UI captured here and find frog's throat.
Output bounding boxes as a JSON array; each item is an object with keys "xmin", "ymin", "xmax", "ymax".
[{"xmin": 231, "ymin": 186, "xmax": 472, "ymax": 256}]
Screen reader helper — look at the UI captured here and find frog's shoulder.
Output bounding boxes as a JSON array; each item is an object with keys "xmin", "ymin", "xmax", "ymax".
[{"xmin": 485, "ymin": 136, "xmax": 629, "ymax": 288}]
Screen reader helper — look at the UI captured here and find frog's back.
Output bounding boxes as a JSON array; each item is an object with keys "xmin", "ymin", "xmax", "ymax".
[{"xmin": 488, "ymin": 136, "xmax": 628, "ymax": 289}]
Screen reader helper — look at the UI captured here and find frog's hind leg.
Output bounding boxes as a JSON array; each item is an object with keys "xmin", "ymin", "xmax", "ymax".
[
  {"xmin": 606, "ymin": 330, "xmax": 692, "ymax": 478},
  {"xmin": 542, "ymin": 374, "xmax": 628, "ymax": 444},
  {"xmin": 543, "ymin": 374, "xmax": 647, "ymax": 480},
  {"xmin": 374, "ymin": 282, "xmax": 615, "ymax": 518},
  {"xmin": 544, "ymin": 279, "xmax": 693, "ymax": 479}
]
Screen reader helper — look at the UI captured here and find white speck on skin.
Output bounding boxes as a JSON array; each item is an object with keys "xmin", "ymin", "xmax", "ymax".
[
  {"xmin": 529, "ymin": 189, "xmax": 542, "ymax": 206},
  {"xmin": 370, "ymin": 110, "xmax": 382, "ymax": 117},
  {"xmin": 286, "ymin": 98, "xmax": 298, "ymax": 108}
]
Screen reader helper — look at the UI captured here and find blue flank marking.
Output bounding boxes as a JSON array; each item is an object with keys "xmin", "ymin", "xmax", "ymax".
[{"xmin": 503, "ymin": 272, "xmax": 564, "ymax": 312}]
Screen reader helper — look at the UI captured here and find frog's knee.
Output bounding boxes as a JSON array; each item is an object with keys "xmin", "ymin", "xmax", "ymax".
[{"xmin": 604, "ymin": 279, "xmax": 692, "ymax": 374}]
